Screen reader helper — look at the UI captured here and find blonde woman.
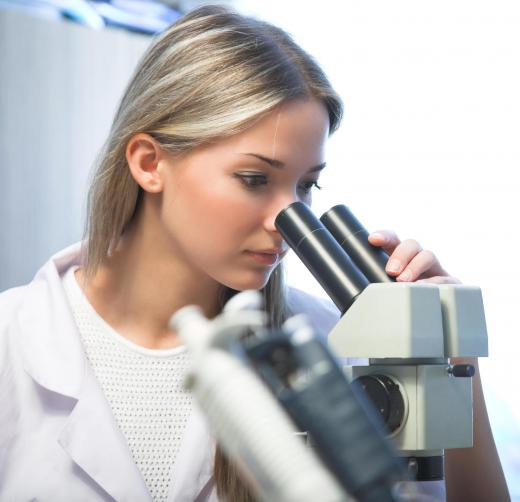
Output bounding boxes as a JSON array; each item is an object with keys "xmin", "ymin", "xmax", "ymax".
[{"xmin": 0, "ymin": 5, "xmax": 509, "ymax": 502}]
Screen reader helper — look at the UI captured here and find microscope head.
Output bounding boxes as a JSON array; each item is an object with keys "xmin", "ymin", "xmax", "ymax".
[{"xmin": 275, "ymin": 201, "xmax": 488, "ymax": 359}]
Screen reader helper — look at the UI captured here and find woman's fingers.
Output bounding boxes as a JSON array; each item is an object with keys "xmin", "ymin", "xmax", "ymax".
[
  {"xmin": 368, "ymin": 230, "xmax": 401, "ymax": 255},
  {"xmin": 394, "ymin": 248, "xmax": 446, "ymax": 282},
  {"xmin": 384, "ymin": 238, "xmax": 424, "ymax": 278},
  {"xmin": 369, "ymin": 230, "xmax": 454, "ymax": 282}
]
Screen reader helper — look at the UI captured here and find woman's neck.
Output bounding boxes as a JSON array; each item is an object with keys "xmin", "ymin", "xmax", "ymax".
[{"xmin": 76, "ymin": 213, "xmax": 223, "ymax": 350}]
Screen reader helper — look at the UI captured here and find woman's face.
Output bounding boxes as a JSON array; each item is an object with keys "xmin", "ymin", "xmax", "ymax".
[{"xmin": 156, "ymin": 98, "xmax": 330, "ymax": 291}]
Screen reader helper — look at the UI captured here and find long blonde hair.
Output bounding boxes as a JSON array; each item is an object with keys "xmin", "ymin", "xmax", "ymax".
[{"xmin": 83, "ymin": 5, "xmax": 343, "ymax": 501}]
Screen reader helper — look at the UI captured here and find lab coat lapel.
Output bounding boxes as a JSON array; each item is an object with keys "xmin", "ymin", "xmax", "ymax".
[
  {"xmin": 16, "ymin": 244, "xmax": 151, "ymax": 501},
  {"xmin": 167, "ymin": 403, "xmax": 215, "ymax": 501},
  {"xmin": 58, "ymin": 366, "xmax": 152, "ymax": 502},
  {"xmin": 16, "ymin": 243, "xmax": 86, "ymax": 399}
]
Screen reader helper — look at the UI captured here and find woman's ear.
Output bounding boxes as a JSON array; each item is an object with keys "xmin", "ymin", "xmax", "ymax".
[{"xmin": 126, "ymin": 133, "xmax": 165, "ymax": 193}]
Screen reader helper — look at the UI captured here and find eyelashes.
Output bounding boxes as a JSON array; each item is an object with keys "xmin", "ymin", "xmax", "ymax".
[
  {"xmin": 300, "ymin": 180, "xmax": 322, "ymax": 194},
  {"xmin": 233, "ymin": 173, "xmax": 322, "ymax": 195},
  {"xmin": 234, "ymin": 173, "xmax": 268, "ymax": 189}
]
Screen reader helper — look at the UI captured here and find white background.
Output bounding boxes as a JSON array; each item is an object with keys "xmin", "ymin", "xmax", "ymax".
[{"xmin": 234, "ymin": 0, "xmax": 520, "ymax": 496}]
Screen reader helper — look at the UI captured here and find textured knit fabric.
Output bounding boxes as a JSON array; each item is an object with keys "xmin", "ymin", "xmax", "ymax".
[{"xmin": 62, "ymin": 266, "xmax": 193, "ymax": 502}]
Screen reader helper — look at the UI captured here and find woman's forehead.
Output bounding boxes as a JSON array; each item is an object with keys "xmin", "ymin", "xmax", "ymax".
[
  {"xmin": 224, "ymin": 99, "xmax": 329, "ymax": 159},
  {"xmin": 172, "ymin": 99, "xmax": 329, "ymax": 172}
]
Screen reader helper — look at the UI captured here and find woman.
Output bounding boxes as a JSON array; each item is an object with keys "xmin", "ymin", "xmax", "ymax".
[{"xmin": 0, "ymin": 5, "xmax": 509, "ymax": 502}]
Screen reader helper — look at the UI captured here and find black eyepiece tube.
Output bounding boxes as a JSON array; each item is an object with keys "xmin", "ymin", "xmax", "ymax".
[
  {"xmin": 275, "ymin": 202, "xmax": 370, "ymax": 314},
  {"xmin": 320, "ymin": 205, "xmax": 395, "ymax": 284}
]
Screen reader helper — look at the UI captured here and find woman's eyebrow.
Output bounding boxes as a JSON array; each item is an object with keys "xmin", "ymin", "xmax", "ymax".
[{"xmin": 241, "ymin": 153, "xmax": 326, "ymax": 172}]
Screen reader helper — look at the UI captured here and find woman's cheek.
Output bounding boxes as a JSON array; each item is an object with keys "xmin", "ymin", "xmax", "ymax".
[{"xmin": 205, "ymin": 186, "xmax": 266, "ymax": 228}]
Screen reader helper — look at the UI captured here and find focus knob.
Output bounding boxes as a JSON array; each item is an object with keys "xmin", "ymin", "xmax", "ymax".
[{"xmin": 448, "ymin": 364, "xmax": 475, "ymax": 378}]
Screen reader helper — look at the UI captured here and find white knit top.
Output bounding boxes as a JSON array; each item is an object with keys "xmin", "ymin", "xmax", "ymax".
[{"xmin": 62, "ymin": 267, "xmax": 193, "ymax": 501}]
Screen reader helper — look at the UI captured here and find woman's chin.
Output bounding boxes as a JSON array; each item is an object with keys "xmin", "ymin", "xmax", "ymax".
[{"xmin": 222, "ymin": 270, "xmax": 272, "ymax": 292}]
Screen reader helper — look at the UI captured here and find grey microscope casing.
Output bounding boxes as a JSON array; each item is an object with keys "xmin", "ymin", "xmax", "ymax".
[
  {"xmin": 275, "ymin": 201, "xmax": 489, "ymax": 480},
  {"xmin": 328, "ymin": 282, "xmax": 488, "ymax": 456}
]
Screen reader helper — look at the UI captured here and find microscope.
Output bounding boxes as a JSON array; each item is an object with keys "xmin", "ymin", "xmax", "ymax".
[
  {"xmin": 171, "ymin": 289, "xmax": 413, "ymax": 502},
  {"xmin": 275, "ymin": 202, "xmax": 488, "ymax": 482}
]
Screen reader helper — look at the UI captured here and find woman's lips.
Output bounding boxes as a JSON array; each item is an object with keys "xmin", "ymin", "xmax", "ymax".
[{"xmin": 245, "ymin": 250, "xmax": 286, "ymax": 265}]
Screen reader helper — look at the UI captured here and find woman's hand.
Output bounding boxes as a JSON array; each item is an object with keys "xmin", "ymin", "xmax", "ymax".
[{"xmin": 368, "ymin": 230, "xmax": 461, "ymax": 285}]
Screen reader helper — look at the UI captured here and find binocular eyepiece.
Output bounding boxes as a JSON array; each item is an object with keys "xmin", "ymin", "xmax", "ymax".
[{"xmin": 275, "ymin": 202, "xmax": 394, "ymax": 314}]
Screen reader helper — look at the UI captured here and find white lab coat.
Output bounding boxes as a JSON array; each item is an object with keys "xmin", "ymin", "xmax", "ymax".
[{"xmin": 0, "ymin": 243, "xmax": 342, "ymax": 502}]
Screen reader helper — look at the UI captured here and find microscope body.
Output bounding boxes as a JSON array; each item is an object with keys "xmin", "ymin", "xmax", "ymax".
[
  {"xmin": 275, "ymin": 201, "xmax": 490, "ymax": 481},
  {"xmin": 328, "ymin": 282, "xmax": 488, "ymax": 474}
]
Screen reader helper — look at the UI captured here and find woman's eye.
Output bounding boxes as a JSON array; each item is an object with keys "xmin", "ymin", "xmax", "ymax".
[
  {"xmin": 298, "ymin": 180, "xmax": 322, "ymax": 195},
  {"xmin": 234, "ymin": 173, "xmax": 268, "ymax": 190},
  {"xmin": 234, "ymin": 172, "xmax": 321, "ymax": 195}
]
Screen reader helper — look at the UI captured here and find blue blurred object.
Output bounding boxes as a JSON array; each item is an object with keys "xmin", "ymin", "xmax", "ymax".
[
  {"xmin": 89, "ymin": 0, "xmax": 182, "ymax": 34},
  {"xmin": 61, "ymin": 0, "xmax": 105, "ymax": 29},
  {"xmin": 0, "ymin": 0, "xmax": 183, "ymax": 33}
]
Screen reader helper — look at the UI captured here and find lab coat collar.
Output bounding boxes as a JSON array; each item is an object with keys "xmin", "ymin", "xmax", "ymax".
[{"xmin": 16, "ymin": 242, "xmax": 86, "ymax": 399}]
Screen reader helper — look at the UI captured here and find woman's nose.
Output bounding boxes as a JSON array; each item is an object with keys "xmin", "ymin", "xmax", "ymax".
[{"xmin": 263, "ymin": 194, "xmax": 301, "ymax": 233}]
